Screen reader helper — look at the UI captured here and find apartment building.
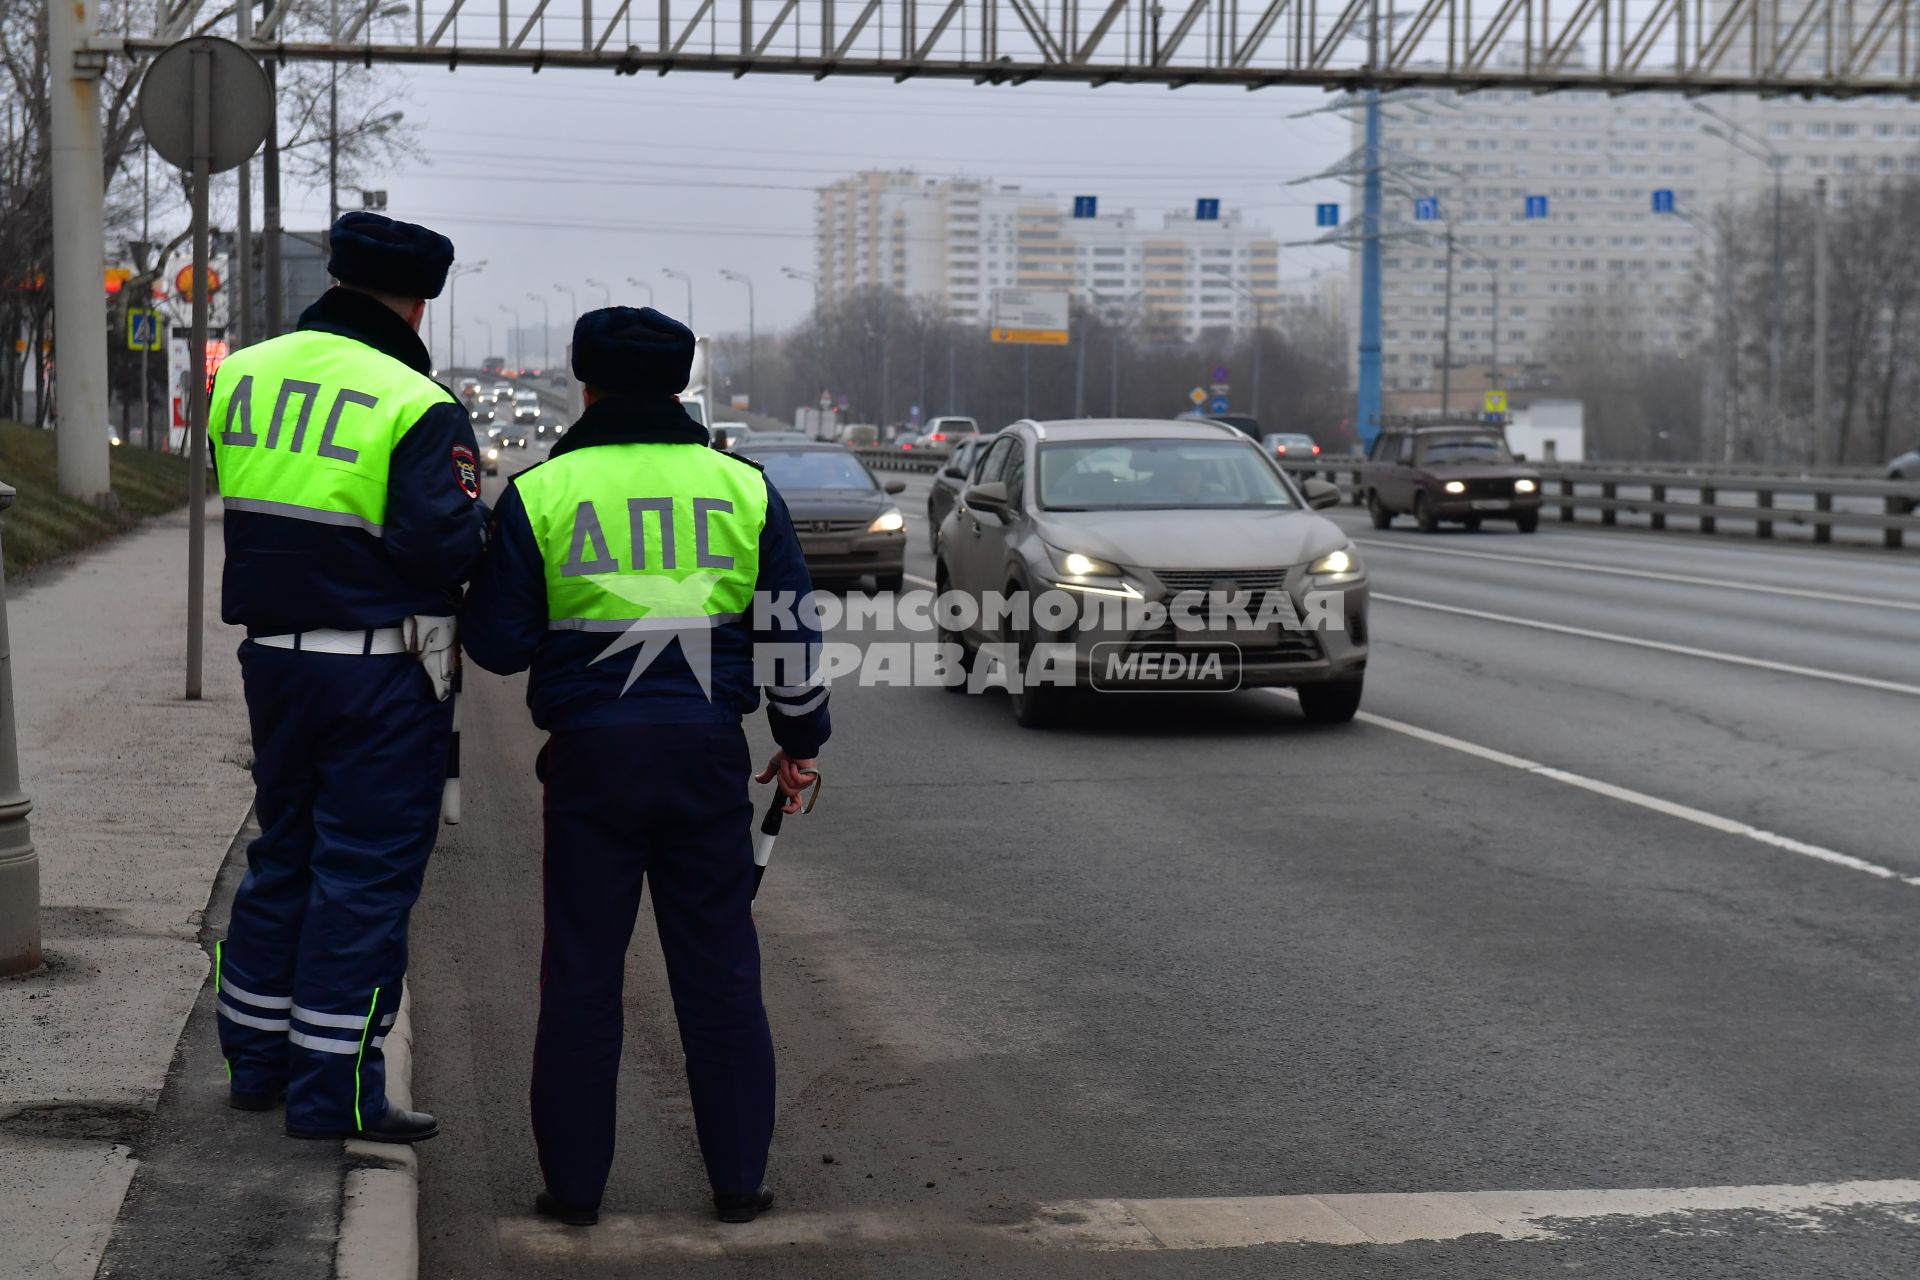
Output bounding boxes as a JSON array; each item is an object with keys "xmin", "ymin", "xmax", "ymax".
[
  {"xmin": 814, "ymin": 171, "xmax": 1286, "ymax": 340},
  {"xmin": 1353, "ymin": 82, "xmax": 1920, "ymax": 394}
]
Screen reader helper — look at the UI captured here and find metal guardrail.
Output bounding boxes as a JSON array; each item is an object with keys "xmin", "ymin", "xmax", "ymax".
[
  {"xmin": 853, "ymin": 448, "xmax": 944, "ymax": 474},
  {"xmin": 1284, "ymin": 460, "xmax": 1920, "ymax": 550}
]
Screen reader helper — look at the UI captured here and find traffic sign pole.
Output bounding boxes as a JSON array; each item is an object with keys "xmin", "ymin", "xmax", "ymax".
[{"xmin": 185, "ymin": 44, "xmax": 212, "ymax": 701}]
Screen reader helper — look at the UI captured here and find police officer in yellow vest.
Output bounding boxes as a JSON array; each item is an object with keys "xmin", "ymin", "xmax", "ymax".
[
  {"xmin": 462, "ymin": 306, "xmax": 829, "ymax": 1227},
  {"xmin": 209, "ymin": 212, "xmax": 485, "ymax": 1143}
]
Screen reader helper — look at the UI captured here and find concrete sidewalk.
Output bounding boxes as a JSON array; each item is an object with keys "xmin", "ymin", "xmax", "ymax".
[
  {"xmin": 0, "ymin": 501, "xmax": 253, "ymax": 1277},
  {"xmin": 0, "ymin": 502, "xmax": 419, "ymax": 1279}
]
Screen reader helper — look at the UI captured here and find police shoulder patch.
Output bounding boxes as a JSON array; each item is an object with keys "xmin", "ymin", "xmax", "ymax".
[{"xmin": 451, "ymin": 444, "xmax": 480, "ymax": 498}]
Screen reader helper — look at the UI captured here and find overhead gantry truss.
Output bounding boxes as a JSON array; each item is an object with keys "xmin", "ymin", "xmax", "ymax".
[{"xmin": 121, "ymin": 0, "xmax": 1920, "ymax": 95}]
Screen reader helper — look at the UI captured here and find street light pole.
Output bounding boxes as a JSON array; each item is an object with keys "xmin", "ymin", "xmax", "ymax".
[
  {"xmin": 624, "ymin": 276, "xmax": 655, "ymax": 307},
  {"xmin": 553, "ymin": 282, "xmax": 579, "ymax": 332},
  {"xmin": 1813, "ymin": 176, "xmax": 1830, "ymax": 467},
  {"xmin": 526, "ymin": 291, "xmax": 551, "ymax": 370},
  {"xmin": 447, "ymin": 261, "xmax": 485, "ymax": 371},
  {"xmin": 721, "ymin": 269, "xmax": 756, "ymax": 409},
  {"xmin": 585, "ymin": 277, "xmax": 612, "ymax": 308},
  {"xmin": 0, "ymin": 483, "xmax": 38, "ymax": 977},
  {"xmin": 663, "ymin": 268, "xmax": 694, "ymax": 327}
]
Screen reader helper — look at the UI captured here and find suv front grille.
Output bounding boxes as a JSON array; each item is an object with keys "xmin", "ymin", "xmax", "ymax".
[{"xmin": 1150, "ymin": 567, "xmax": 1290, "ymax": 594}]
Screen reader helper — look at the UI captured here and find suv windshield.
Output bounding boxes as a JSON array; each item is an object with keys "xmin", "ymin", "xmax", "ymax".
[
  {"xmin": 1416, "ymin": 432, "xmax": 1513, "ymax": 464},
  {"xmin": 753, "ymin": 449, "xmax": 877, "ymax": 491},
  {"xmin": 1038, "ymin": 440, "xmax": 1297, "ymax": 510}
]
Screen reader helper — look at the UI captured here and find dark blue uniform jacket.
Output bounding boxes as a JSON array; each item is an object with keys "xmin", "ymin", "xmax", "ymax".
[
  {"xmin": 218, "ymin": 288, "xmax": 488, "ymax": 635},
  {"xmin": 460, "ymin": 395, "xmax": 831, "ymax": 759}
]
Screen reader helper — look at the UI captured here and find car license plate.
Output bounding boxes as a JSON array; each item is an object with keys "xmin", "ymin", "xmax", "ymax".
[
  {"xmin": 1470, "ymin": 499, "xmax": 1509, "ymax": 510},
  {"xmin": 1179, "ymin": 623, "xmax": 1280, "ymax": 648},
  {"xmin": 806, "ymin": 538, "xmax": 851, "ymax": 556}
]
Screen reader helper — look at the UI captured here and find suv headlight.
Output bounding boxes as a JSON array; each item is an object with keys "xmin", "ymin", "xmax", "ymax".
[
  {"xmin": 1307, "ymin": 545, "xmax": 1362, "ymax": 578},
  {"xmin": 1050, "ymin": 547, "xmax": 1121, "ymax": 577},
  {"xmin": 868, "ymin": 507, "xmax": 905, "ymax": 533}
]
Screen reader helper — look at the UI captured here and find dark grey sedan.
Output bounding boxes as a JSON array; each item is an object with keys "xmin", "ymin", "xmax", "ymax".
[
  {"xmin": 746, "ymin": 442, "xmax": 909, "ymax": 592},
  {"xmin": 925, "ymin": 435, "xmax": 996, "ymax": 554}
]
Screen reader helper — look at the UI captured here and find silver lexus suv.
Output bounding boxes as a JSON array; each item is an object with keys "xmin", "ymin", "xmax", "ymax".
[{"xmin": 934, "ymin": 418, "xmax": 1370, "ymax": 727}]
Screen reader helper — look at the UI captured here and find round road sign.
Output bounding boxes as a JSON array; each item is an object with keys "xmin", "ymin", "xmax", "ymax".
[{"xmin": 138, "ymin": 37, "xmax": 272, "ymax": 174}]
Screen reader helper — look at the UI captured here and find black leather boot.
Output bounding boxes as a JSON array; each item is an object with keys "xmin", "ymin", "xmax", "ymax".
[
  {"xmin": 534, "ymin": 1191, "xmax": 600, "ymax": 1227},
  {"xmin": 287, "ymin": 1106, "xmax": 440, "ymax": 1144},
  {"xmin": 714, "ymin": 1185, "xmax": 774, "ymax": 1224}
]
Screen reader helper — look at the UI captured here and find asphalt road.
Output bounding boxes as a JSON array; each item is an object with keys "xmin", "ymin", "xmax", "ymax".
[{"xmin": 410, "ymin": 451, "xmax": 1920, "ymax": 1277}]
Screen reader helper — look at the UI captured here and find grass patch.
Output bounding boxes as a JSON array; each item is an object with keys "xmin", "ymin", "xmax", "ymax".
[{"xmin": 0, "ymin": 421, "xmax": 194, "ymax": 578}]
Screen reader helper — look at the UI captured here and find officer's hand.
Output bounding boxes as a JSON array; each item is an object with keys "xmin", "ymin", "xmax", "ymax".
[{"xmin": 755, "ymin": 751, "xmax": 819, "ymax": 814}]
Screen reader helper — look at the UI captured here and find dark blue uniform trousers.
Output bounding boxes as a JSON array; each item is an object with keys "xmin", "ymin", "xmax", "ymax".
[
  {"xmin": 217, "ymin": 641, "xmax": 451, "ymax": 1132},
  {"xmin": 531, "ymin": 721, "xmax": 775, "ymax": 1209}
]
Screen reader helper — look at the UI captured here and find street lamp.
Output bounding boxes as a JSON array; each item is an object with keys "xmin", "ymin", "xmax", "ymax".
[
  {"xmin": 585, "ymin": 277, "xmax": 612, "ymax": 308},
  {"xmin": 720, "ymin": 269, "xmax": 756, "ymax": 410},
  {"xmin": 526, "ymin": 290, "xmax": 551, "ymax": 370},
  {"xmin": 662, "ymin": 268, "xmax": 694, "ymax": 327},
  {"xmin": 1696, "ymin": 102, "xmax": 1787, "ymax": 461},
  {"xmin": 782, "ymin": 265, "xmax": 820, "ymax": 312},
  {"xmin": 624, "ymin": 276, "xmax": 655, "ymax": 307},
  {"xmin": 553, "ymin": 282, "xmax": 578, "ymax": 329},
  {"xmin": 499, "ymin": 304, "xmax": 523, "ymax": 373},
  {"xmin": 446, "ymin": 260, "xmax": 486, "ymax": 371}
]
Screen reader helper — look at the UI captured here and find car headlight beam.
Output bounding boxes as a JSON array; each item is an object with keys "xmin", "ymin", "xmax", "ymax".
[
  {"xmin": 1443, "ymin": 480, "xmax": 1467, "ymax": 494},
  {"xmin": 868, "ymin": 507, "xmax": 905, "ymax": 533},
  {"xmin": 1515, "ymin": 478, "xmax": 1538, "ymax": 493},
  {"xmin": 1053, "ymin": 548, "xmax": 1122, "ymax": 577},
  {"xmin": 1307, "ymin": 545, "xmax": 1362, "ymax": 577}
]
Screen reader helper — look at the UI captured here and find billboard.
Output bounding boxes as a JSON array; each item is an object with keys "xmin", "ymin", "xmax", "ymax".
[{"xmin": 990, "ymin": 289, "xmax": 1070, "ymax": 345}]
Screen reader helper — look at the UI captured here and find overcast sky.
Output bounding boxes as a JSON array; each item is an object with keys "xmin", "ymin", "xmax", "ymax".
[{"xmin": 268, "ymin": 67, "xmax": 1357, "ymax": 361}]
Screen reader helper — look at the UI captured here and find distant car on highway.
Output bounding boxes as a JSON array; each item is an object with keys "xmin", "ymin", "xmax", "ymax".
[
  {"xmin": 495, "ymin": 428, "xmax": 530, "ymax": 448},
  {"xmin": 1889, "ymin": 446, "xmax": 1920, "ymax": 481},
  {"xmin": 481, "ymin": 443, "xmax": 501, "ymax": 476},
  {"xmin": 926, "ymin": 434, "xmax": 997, "ymax": 553},
  {"xmin": 457, "ymin": 378, "xmax": 483, "ymax": 403},
  {"xmin": 712, "ymin": 422, "xmax": 754, "ymax": 452},
  {"xmin": 470, "ymin": 405, "xmax": 495, "ymax": 427},
  {"xmin": 481, "ymin": 356, "xmax": 506, "ymax": 375},
  {"xmin": 513, "ymin": 389, "xmax": 541, "ymax": 424},
  {"xmin": 934, "ymin": 418, "xmax": 1366, "ymax": 727},
  {"xmin": 1362, "ymin": 424, "xmax": 1542, "ymax": 533},
  {"xmin": 489, "ymin": 382, "xmax": 514, "ymax": 404},
  {"xmin": 744, "ymin": 441, "xmax": 908, "ymax": 592},
  {"xmin": 1262, "ymin": 433, "xmax": 1321, "ymax": 461}
]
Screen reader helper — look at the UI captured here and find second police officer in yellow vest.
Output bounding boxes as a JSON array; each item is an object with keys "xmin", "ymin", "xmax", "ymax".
[{"xmin": 462, "ymin": 306, "xmax": 829, "ymax": 1227}]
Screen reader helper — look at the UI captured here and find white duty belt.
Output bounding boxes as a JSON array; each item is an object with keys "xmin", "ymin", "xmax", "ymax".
[
  {"xmin": 251, "ymin": 615, "xmax": 459, "ymax": 702},
  {"xmin": 251, "ymin": 626, "xmax": 409, "ymax": 655}
]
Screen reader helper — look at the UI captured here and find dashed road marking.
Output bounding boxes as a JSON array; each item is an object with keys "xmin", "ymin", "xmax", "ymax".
[
  {"xmin": 1372, "ymin": 592, "xmax": 1920, "ymax": 699},
  {"xmin": 1354, "ymin": 538, "xmax": 1920, "ymax": 613},
  {"xmin": 1264, "ymin": 692, "xmax": 1920, "ymax": 889},
  {"xmin": 495, "ymin": 1178, "xmax": 1920, "ymax": 1260}
]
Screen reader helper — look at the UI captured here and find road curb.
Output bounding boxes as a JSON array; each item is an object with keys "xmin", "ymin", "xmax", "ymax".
[{"xmin": 336, "ymin": 983, "xmax": 420, "ymax": 1280}]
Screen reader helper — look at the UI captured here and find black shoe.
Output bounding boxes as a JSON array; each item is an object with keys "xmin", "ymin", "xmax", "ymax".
[
  {"xmin": 228, "ymin": 1088, "xmax": 283, "ymax": 1112},
  {"xmin": 714, "ymin": 1185, "xmax": 774, "ymax": 1224},
  {"xmin": 286, "ymin": 1106, "xmax": 440, "ymax": 1144},
  {"xmin": 535, "ymin": 1191, "xmax": 600, "ymax": 1227}
]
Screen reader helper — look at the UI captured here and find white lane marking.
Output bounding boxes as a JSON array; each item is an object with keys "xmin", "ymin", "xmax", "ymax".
[
  {"xmin": 495, "ymin": 1178, "xmax": 1920, "ymax": 1259},
  {"xmin": 1354, "ymin": 538, "xmax": 1920, "ymax": 613},
  {"xmin": 1372, "ymin": 592, "xmax": 1920, "ymax": 699},
  {"xmin": 1265, "ymin": 692, "xmax": 1920, "ymax": 890}
]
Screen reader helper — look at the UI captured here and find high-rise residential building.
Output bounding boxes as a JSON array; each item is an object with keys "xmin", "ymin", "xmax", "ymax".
[
  {"xmin": 814, "ymin": 171, "xmax": 1287, "ymax": 340},
  {"xmin": 1353, "ymin": 82, "xmax": 1920, "ymax": 398}
]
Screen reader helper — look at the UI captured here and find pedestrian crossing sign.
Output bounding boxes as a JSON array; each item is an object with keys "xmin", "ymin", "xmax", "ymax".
[
  {"xmin": 128, "ymin": 308, "xmax": 162, "ymax": 351},
  {"xmin": 1483, "ymin": 390, "xmax": 1508, "ymax": 414}
]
